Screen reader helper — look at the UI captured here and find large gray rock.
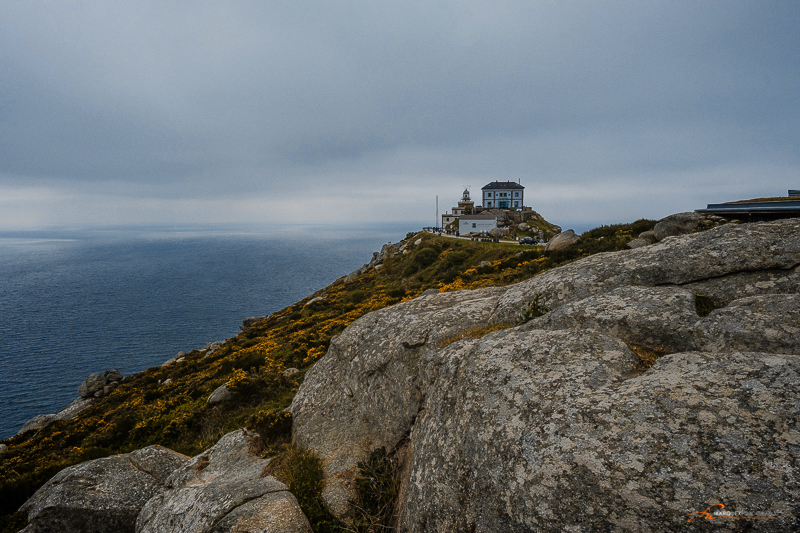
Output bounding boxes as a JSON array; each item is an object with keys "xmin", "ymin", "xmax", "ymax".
[
  {"xmin": 638, "ymin": 229, "xmax": 656, "ymax": 243},
  {"xmin": 78, "ymin": 369, "xmax": 123, "ymax": 398},
  {"xmin": 136, "ymin": 430, "xmax": 311, "ymax": 533},
  {"xmin": 77, "ymin": 373, "xmax": 106, "ymax": 398},
  {"xmin": 203, "ymin": 341, "xmax": 225, "ymax": 356},
  {"xmin": 626, "ymin": 237, "xmax": 651, "ymax": 249},
  {"xmin": 492, "ymin": 218, "xmax": 800, "ymax": 324},
  {"xmin": 652, "ymin": 211, "xmax": 703, "ymax": 241},
  {"xmin": 532, "ymin": 288, "xmax": 800, "ymax": 356},
  {"xmin": 545, "ymin": 229, "xmax": 580, "ymax": 251},
  {"xmin": 16, "ymin": 396, "xmax": 95, "ymax": 436},
  {"xmin": 682, "ymin": 264, "xmax": 800, "ymax": 308},
  {"xmin": 345, "ymin": 241, "xmax": 406, "ymax": 281},
  {"xmin": 16, "ymin": 414, "xmax": 58, "ymax": 436},
  {"xmin": 291, "ymin": 287, "xmax": 506, "ymax": 517},
  {"xmin": 694, "ymin": 294, "xmax": 800, "ymax": 354},
  {"xmin": 400, "ymin": 332, "xmax": 800, "ymax": 531},
  {"xmin": 627, "ymin": 229, "xmax": 658, "ymax": 248},
  {"xmin": 290, "ymin": 218, "xmax": 800, "ymax": 529},
  {"xmin": 240, "ymin": 316, "xmax": 266, "ymax": 331},
  {"xmin": 532, "ymin": 286, "xmax": 701, "ymax": 353},
  {"xmin": 20, "ymin": 446, "xmax": 188, "ymax": 533},
  {"xmin": 205, "ymin": 491, "xmax": 311, "ymax": 532},
  {"xmin": 207, "ymin": 383, "xmax": 232, "ymax": 404}
]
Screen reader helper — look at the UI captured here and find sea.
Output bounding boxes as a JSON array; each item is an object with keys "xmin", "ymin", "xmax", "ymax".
[{"xmin": 0, "ymin": 223, "xmax": 414, "ymax": 440}]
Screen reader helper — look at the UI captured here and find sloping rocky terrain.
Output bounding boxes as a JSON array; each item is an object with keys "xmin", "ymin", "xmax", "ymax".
[
  {"xmin": 292, "ymin": 218, "xmax": 800, "ymax": 531},
  {"xmin": 15, "ymin": 217, "xmax": 800, "ymax": 532},
  {"xmin": 20, "ymin": 431, "xmax": 310, "ymax": 533}
]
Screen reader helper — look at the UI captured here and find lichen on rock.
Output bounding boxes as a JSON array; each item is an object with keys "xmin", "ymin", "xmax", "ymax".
[
  {"xmin": 20, "ymin": 446, "xmax": 188, "ymax": 533},
  {"xmin": 136, "ymin": 430, "xmax": 310, "ymax": 533}
]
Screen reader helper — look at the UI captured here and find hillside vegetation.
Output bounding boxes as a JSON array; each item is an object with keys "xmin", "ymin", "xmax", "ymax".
[{"xmin": 0, "ymin": 220, "xmax": 656, "ymax": 532}]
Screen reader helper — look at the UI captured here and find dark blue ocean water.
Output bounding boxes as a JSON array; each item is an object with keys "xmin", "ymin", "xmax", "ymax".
[{"xmin": 0, "ymin": 224, "xmax": 411, "ymax": 440}]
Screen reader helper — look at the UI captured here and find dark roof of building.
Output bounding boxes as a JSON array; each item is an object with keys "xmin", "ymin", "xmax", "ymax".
[
  {"xmin": 696, "ymin": 199, "xmax": 800, "ymax": 222},
  {"xmin": 481, "ymin": 181, "xmax": 524, "ymax": 190}
]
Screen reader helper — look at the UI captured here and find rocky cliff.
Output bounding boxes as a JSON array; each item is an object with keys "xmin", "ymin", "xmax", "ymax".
[
  {"xmin": 291, "ymin": 218, "xmax": 800, "ymax": 531},
  {"xmin": 16, "ymin": 217, "xmax": 800, "ymax": 532}
]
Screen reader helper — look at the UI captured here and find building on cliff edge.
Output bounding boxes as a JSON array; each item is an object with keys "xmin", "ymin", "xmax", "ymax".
[
  {"xmin": 482, "ymin": 181, "xmax": 524, "ymax": 210},
  {"xmin": 441, "ymin": 188, "xmax": 475, "ymax": 228},
  {"xmin": 459, "ymin": 213, "xmax": 498, "ymax": 234}
]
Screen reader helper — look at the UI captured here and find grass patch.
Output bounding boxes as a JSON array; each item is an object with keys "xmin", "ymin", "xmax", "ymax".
[
  {"xmin": 516, "ymin": 294, "xmax": 550, "ymax": 324},
  {"xmin": 728, "ymin": 195, "xmax": 800, "ymax": 203},
  {"xmin": 247, "ymin": 408, "xmax": 293, "ymax": 456},
  {"xmin": 438, "ymin": 323, "xmax": 514, "ymax": 349},
  {"xmin": 264, "ymin": 445, "xmax": 342, "ymax": 532},
  {"xmin": 627, "ymin": 344, "xmax": 672, "ymax": 371},
  {"xmin": 349, "ymin": 446, "xmax": 403, "ymax": 533}
]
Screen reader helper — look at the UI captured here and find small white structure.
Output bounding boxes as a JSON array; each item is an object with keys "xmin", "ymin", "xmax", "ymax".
[
  {"xmin": 482, "ymin": 181, "xmax": 524, "ymax": 209},
  {"xmin": 442, "ymin": 189, "xmax": 475, "ymax": 228},
  {"xmin": 459, "ymin": 213, "xmax": 497, "ymax": 234},
  {"xmin": 442, "ymin": 213, "xmax": 458, "ymax": 227}
]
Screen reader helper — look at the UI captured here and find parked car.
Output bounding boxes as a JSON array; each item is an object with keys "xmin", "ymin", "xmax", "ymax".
[{"xmin": 518, "ymin": 237, "xmax": 535, "ymax": 245}]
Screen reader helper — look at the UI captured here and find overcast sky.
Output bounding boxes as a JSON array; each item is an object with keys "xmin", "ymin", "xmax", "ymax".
[{"xmin": 1, "ymin": 1, "xmax": 798, "ymax": 231}]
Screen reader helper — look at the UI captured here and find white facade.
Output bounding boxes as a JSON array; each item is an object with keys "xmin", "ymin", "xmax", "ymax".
[
  {"xmin": 482, "ymin": 181, "xmax": 524, "ymax": 209},
  {"xmin": 459, "ymin": 214, "xmax": 497, "ymax": 234},
  {"xmin": 442, "ymin": 189, "xmax": 475, "ymax": 228}
]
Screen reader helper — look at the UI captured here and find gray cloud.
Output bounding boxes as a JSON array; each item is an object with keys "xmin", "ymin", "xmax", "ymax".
[{"xmin": 1, "ymin": 1, "xmax": 798, "ymax": 229}]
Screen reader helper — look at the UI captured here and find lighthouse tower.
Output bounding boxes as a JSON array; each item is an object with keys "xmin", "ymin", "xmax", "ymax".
[
  {"xmin": 456, "ymin": 189, "xmax": 474, "ymax": 215},
  {"xmin": 441, "ymin": 188, "xmax": 476, "ymax": 229}
]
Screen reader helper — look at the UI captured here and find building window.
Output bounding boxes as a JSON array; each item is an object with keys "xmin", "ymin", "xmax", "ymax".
[
  {"xmin": 472, "ymin": 223, "xmax": 476, "ymax": 228},
  {"xmin": 515, "ymin": 192, "xmax": 519, "ymax": 197}
]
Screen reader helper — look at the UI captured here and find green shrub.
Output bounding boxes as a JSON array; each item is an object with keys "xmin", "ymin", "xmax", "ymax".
[
  {"xmin": 0, "ymin": 512, "xmax": 27, "ymax": 533},
  {"xmin": 247, "ymin": 408, "xmax": 292, "ymax": 443},
  {"xmin": 349, "ymin": 289, "xmax": 368, "ymax": 303},
  {"xmin": 350, "ymin": 446, "xmax": 402, "ymax": 532},
  {"xmin": 517, "ymin": 294, "xmax": 550, "ymax": 324},
  {"xmin": 404, "ymin": 247, "xmax": 438, "ymax": 275},
  {"xmin": 438, "ymin": 250, "xmax": 468, "ymax": 270},
  {"xmin": 269, "ymin": 446, "xmax": 342, "ymax": 532},
  {"xmin": 142, "ymin": 389, "xmax": 163, "ymax": 402},
  {"xmin": 385, "ymin": 286, "xmax": 406, "ymax": 299}
]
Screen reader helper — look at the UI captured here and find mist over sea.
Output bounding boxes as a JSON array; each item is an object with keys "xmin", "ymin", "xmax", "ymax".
[{"xmin": 0, "ymin": 223, "xmax": 412, "ymax": 440}]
